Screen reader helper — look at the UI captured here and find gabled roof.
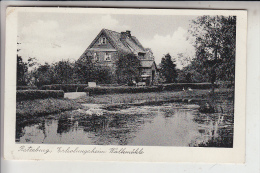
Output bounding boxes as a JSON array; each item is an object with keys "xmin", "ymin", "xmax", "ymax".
[
  {"xmin": 140, "ymin": 60, "xmax": 158, "ymax": 70},
  {"xmin": 144, "ymin": 48, "xmax": 155, "ymax": 60},
  {"xmin": 87, "ymin": 29, "xmax": 146, "ymax": 54},
  {"xmin": 79, "ymin": 29, "xmax": 158, "ymax": 70}
]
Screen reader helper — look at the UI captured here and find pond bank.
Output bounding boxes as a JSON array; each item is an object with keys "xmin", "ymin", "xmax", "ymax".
[
  {"xmin": 16, "ymin": 89, "xmax": 234, "ymax": 147},
  {"xmin": 16, "ymin": 98, "xmax": 82, "ymax": 119},
  {"xmin": 16, "ymin": 88, "xmax": 233, "ymax": 119}
]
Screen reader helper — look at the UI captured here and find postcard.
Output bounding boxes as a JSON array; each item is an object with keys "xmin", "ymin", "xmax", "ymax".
[{"xmin": 4, "ymin": 7, "xmax": 247, "ymax": 163}]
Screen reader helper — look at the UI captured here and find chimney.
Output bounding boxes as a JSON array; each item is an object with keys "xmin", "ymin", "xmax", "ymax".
[{"xmin": 126, "ymin": 30, "xmax": 131, "ymax": 37}]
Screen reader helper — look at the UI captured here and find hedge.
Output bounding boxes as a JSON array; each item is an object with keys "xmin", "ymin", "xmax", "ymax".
[
  {"xmin": 40, "ymin": 83, "xmax": 215, "ymax": 95},
  {"xmin": 161, "ymin": 83, "xmax": 214, "ymax": 91},
  {"xmin": 41, "ymin": 84, "xmax": 89, "ymax": 92},
  {"xmin": 17, "ymin": 90, "xmax": 64, "ymax": 101},
  {"xmin": 85, "ymin": 86, "xmax": 160, "ymax": 95},
  {"xmin": 17, "ymin": 86, "xmax": 38, "ymax": 90},
  {"xmin": 84, "ymin": 83, "xmax": 216, "ymax": 95}
]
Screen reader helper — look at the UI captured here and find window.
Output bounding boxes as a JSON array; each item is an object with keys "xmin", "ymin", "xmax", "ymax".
[
  {"xmin": 92, "ymin": 53, "xmax": 99, "ymax": 62},
  {"xmin": 105, "ymin": 53, "xmax": 111, "ymax": 61},
  {"xmin": 102, "ymin": 37, "xmax": 106, "ymax": 44},
  {"xmin": 138, "ymin": 53, "xmax": 145, "ymax": 59},
  {"xmin": 99, "ymin": 37, "xmax": 106, "ymax": 44}
]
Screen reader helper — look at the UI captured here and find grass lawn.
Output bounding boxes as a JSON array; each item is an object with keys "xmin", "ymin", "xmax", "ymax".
[
  {"xmin": 76, "ymin": 88, "xmax": 234, "ymax": 105},
  {"xmin": 16, "ymin": 98, "xmax": 82, "ymax": 118}
]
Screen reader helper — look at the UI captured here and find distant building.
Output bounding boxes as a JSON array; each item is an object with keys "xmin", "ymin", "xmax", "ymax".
[{"xmin": 79, "ymin": 28, "xmax": 158, "ymax": 85}]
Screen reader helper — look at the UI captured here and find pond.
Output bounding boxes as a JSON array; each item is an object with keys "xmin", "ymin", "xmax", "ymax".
[{"xmin": 16, "ymin": 101, "xmax": 234, "ymax": 147}]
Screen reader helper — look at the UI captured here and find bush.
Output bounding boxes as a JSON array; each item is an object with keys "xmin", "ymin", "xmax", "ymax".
[
  {"xmin": 161, "ymin": 83, "xmax": 214, "ymax": 91},
  {"xmin": 41, "ymin": 84, "xmax": 89, "ymax": 92},
  {"xmin": 85, "ymin": 86, "xmax": 160, "ymax": 95},
  {"xmin": 215, "ymin": 81, "xmax": 233, "ymax": 88},
  {"xmin": 17, "ymin": 86, "xmax": 38, "ymax": 90},
  {"xmin": 84, "ymin": 83, "xmax": 216, "ymax": 95},
  {"xmin": 17, "ymin": 90, "xmax": 64, "ymax": 101}
]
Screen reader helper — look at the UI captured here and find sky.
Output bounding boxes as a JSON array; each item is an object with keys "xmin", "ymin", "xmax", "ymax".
[{"xmin": 18, "ymin": 12, "xmax": 197, "ymax": 68}]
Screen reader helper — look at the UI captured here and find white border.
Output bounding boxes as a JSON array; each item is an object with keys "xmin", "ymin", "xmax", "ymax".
[{"xmin": 1, "ymin": 2, "xmax": 250, "ymax": 168}]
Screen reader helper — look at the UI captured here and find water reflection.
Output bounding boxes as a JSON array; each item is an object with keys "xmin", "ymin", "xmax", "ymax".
[{"xmin": 16, "ymin": 102, "xmax": 234, "ymax": 147}]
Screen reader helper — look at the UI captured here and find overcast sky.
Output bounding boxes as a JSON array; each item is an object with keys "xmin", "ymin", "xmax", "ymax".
[{"xmin": 18, "ymin": 12, "xmax": 197, "ymax": 68}]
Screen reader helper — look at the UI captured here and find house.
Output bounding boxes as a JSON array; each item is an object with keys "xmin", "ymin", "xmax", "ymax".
[{"xmin": 79, "ymin": 28, "xmax": 158, "ymax": 85}]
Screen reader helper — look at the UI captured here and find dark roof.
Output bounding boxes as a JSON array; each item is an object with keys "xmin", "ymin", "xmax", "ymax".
[
  {"xmin": 144, "ymin": 48, "xmax": 155, "ymax": 60},
  {"xmin": 140, "ymin": 60, "xmax": 157, "ymax": 69},
  {"xmin": 80, "ymin": 29, "xmax": 157, "ymax": 70},
  {"xmin": 87, "ymin": 29, "xmax": 146, "ymax": 54}
]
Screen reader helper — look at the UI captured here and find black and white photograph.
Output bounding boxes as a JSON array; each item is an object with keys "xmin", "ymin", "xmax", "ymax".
[{"xmin": 4, "ymin": 7, "xmax": 247, "ymax": 162}]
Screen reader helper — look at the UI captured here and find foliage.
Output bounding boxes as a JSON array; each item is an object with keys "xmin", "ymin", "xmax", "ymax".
[
  {"xmin": 94, "ymin": 65, "xmax": 115, "ymax": 84},
  {"xmin": 85, "ymin": 83, "xmax": 213, "ymax": 95},
  {"xmin": 74, "ymin": 56, "xmax": 114, "ymax": 84},
  {"xmin": 74, "ymin": 55, "xmax": 94, "ymax": 84},
  {"xmin": 176, "ymin": 69, "xmax": 192, "ymax": 83},
  {"xmin": 17, "ymin": 86, "xmax": 38, "ymax": 90},
  {"xmin": 85, "ymin": 86, "xmax": 159, "ymax": 95},
  {"xmin": 189, "ymin": 15, "xmax": 236, "ymax": 85},
  {"xmin": 153, "ymin": 71, "xmax": 166, "ymax": 85},
  {"xmin": 16, "ymin": 90, "xmax": 64, "ymax": 101},
  {"xmin": 31, "ymin": 60, "xmax": 75, "ymax": 87},
  {"xmin": 177, "ymin": 61, "xmax": 211, "ymax": 83},
  {"xmin": 17, "ymin": 55, "xmax": 28, "ymax": 86},
  {"xmin": 115, "ymin": 53, "xmax": 141, "ymax": 85},
  {"xmin": 53, "ymin": 60, "xmax": 75, "ymax": 84},
  {"xmin": 177, "ymin": 53, "xmax": 192, "ymax": 68},
  {"xmin": 41, "ymin": 84, "xmax": 89, "ymax": 92},
  {"xmin": 159, "ymin": 53, "xmax": 178, "ymax": 83},
  {"xmin": 32, "ymin": 62, "xmax": 55, "ymax": 87}
]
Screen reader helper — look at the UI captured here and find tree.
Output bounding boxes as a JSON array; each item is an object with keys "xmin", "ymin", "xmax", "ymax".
[
  {"xmin": 17, "ymin": 41, "xmax": 39, "ymax": 86},
  {"xmin": 32, "ymin": 63, "xmax": 54, "ymax": 87},
  {"xmin": 116, "ymin": 53, "xmax": 141, "ymax": 85},
  {"xmin": 159, "ymin": 53, "xmax": 178, "ymax": 83},
  {"xmin": 189, "ymin": 15, "xmax": 236, "ymax": 87},
  {"xmin": 177, "ymin": 53, "xmax": 192, "ymax": 68},
  {"xmin": 53, "ymin": 60, "xmax": 75, "ymax": 84},
  {"xmin": 74, "ymin": 55, "xmax": 95, "ymax": 84},
  {"xmin": 74, "ymin": 54, "xmax": 114, "ymax": 84},
  {"xmin": 17, "ymin": 55, "xmax": 28, "ymax": 86},
  {"xmin": 16, "ymin": 41, "xmax": 28, "ymax": 86}
]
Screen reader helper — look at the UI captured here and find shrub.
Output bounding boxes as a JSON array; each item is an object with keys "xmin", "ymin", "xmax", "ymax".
[
  {"xmin": 85, "ymin": 86, "xmax": 160, "ymax": 95},
  {"xmin": 161, "ymin": 83, "xmax": 214, "ymax": 91},
  {"xmin": 17, "ymin": 86, "xmax": 38, "ymax": 90},
  {"xmin": 84, "ymin": 83, "xmax": 217, "ymax": 96},
  {"xmin": 17, "ymin": 90, "xmax": 64, "ymax": 101},
  {"xmin": 41, "ymin": 84, "xmax": 89, "ymax": 92}
]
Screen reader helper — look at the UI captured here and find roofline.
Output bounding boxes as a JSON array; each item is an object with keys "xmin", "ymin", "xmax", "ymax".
[
  {"xmin": 140, "ymin": 60, "xmax": 158, "ymax": 70},
  {"xmin": 87, "ymin": 29, "xmax": 117, "ymax": 50}
]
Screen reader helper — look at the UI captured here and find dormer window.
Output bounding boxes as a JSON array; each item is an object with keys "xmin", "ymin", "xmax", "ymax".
[
  {"xmin": 138, "ymin": 53, "xmax": 145, "ymax": 59},
  {"xmin": 99, "ymin": 37, "xmax": 106, "ymax": 44}
]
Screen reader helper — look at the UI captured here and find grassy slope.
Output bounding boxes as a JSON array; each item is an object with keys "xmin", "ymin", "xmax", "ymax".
[{"xmin": 16, "ymin": 98, "xmax": 81, "ymax": 118}]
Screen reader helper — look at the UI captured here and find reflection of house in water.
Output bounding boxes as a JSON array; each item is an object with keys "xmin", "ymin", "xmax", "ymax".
[{"xmin": 79, "ymin": 29, "xmax": 158, "ymax": 85}]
